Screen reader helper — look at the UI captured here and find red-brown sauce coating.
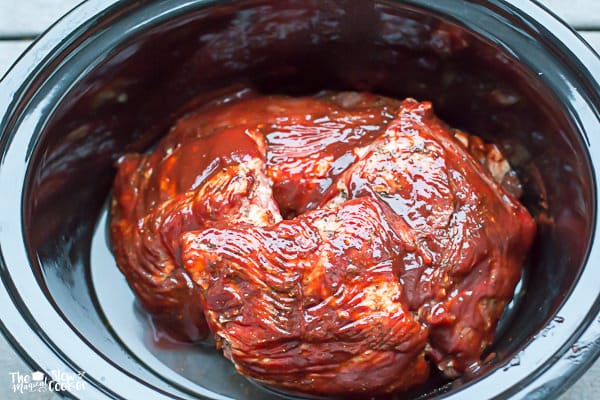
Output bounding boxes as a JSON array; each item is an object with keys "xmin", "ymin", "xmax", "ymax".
[{"xmin": 110, "ymin": 91, "xmax": 535, "ymax": 396}]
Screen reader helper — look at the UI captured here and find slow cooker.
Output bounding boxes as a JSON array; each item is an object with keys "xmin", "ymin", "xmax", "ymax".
[{"xmin": 0, "ymin": 0, "xmax": 599, "ymax": 399}]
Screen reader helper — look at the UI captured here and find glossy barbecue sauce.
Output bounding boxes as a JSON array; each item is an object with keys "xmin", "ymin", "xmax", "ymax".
[{"xmin": 110, "ymin": 90, "xmax": 535, "ymax": 397}]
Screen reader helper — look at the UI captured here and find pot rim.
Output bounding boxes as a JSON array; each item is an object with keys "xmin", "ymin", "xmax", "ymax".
[{"xmin": 0, "ymin": 1, "xmax": 599, "ymax": 399}]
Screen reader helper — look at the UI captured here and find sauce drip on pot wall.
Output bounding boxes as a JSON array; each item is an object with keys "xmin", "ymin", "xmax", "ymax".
[{"xmin": 110, "ymin": 91, "xmax": 535, "ymax": 396}]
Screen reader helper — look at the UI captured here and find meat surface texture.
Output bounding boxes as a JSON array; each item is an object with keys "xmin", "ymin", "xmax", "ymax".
[
  {"xmin": 110, "ymin": 91, "xmax": 536, "ymax": 396},
  {"xmin": 111, "ymin": 127, "xmax": 281, "ymax": 340},
  {"xmin": 182, "ymin": 197, "xmax": 429, "ymax": 395},
  {"xmin": 321, "ymin": 99, "xmax": 535, "ymax": 376}
]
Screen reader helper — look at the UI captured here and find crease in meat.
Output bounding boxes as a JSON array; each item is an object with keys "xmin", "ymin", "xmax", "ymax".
[
  {"xmin": 181, "ymin": 196, "xmax": 429, "ymax": 396},
  {"xmin": 111, "ymin": 126, "xmax": 281, "ymax": 341}
]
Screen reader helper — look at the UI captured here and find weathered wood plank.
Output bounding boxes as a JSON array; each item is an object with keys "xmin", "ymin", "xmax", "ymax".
[
  {"xmin": 562, "ymin": 361, "xmax": 600, "ymax": 400},
  {"xmin": 0, "ymin": 0, "xmax": 81, "ymax": 37},
  {"xmin": 542, "ymin": 0, "xmax": 600, "ymax": 29},
  {"xmin": 0, "ymin": 40, "xmax": 31, "ymax": 77},
  {"xmin": 0, "ymin": 3, "xmax": 599, "ymax": 400},
  {"xmin": 0, "ymin": 335, "xmax": 58, "ymax": 399},
  {"xmin": 581, "ymin": 31, "xmax": 600, "ymax": 54},
  {"xmin": 0, "ymin": 0, "xmax": 599, "ymax": 37}
]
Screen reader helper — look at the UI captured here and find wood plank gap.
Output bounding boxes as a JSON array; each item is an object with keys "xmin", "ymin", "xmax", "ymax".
[{"xmin": 0, "ymin": 35, "xmax": 38, "ymax": 41}]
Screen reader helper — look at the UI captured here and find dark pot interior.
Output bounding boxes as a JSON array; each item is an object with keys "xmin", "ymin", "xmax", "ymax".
[{"xmin": 1, "ymin": 1, "xmax": 599, "ymax": 399}]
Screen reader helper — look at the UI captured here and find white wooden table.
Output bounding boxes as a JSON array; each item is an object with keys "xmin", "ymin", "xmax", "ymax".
[{"xmin": 0, "ymin": 1, "xmax": 599, "ymax": 399}]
